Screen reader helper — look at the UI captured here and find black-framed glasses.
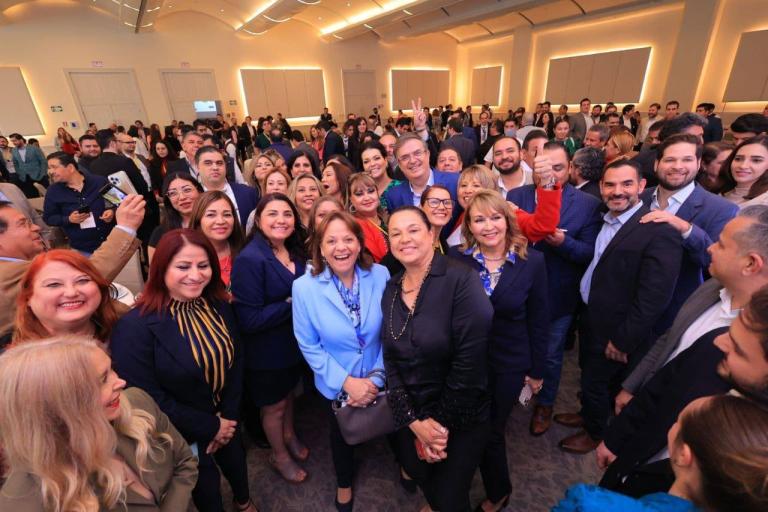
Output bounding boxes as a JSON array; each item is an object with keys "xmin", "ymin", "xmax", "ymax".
[{"xmin": 425, "ymin": 198, "xmax": 453, "ymax": 209}]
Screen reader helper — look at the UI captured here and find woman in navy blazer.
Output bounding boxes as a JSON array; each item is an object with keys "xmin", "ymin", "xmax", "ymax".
[
  {"xmin": 292, "ymin": 211, "xmax": 390, "ymax": 511},
  {"xmin": 111, "ymin": 229, "xmax": 256, "ymax": 512},
  {"xmin": 231, "ymin": 193, "xmax": 309, "ymax": 484},
  {"xmin": 449, "ymin": 191, "xmax": 549, "ymax": 512}
]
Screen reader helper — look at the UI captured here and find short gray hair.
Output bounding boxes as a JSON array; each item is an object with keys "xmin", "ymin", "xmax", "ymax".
[
  {"xmin": 735, "ymin": 205, "xmax": 768, "ymax": 260},
  {"xmin": 393, "ymin": 132, "xmax": 427, "ymax": 159},
  {"xmin": 588, "ymin": 124, "xmax": 610, "ymax": 142},
  {"xmin": 572, "ymin": 147, "xmax": 605, "ymax": 182}
]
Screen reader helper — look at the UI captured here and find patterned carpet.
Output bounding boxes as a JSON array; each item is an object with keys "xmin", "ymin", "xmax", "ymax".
[{"xmin": 218, "ymin": 347, "xmax": 601, "ymax": 512}]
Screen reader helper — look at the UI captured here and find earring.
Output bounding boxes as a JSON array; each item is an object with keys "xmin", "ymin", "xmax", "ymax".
[{"xmin": 349, "ymin": 204, "xmax": 357, "ymax": 214}]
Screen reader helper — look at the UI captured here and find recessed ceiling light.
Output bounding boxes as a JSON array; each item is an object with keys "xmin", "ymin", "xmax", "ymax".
[
  {"xmin": 220, "ymin": 9, "xmax": 224, "ymax": 12},
  {"xmin": 363, "ymin": 23, "xmax": 373, "ymax": 29},
  {"xmin": 318, "ymin": 16, "xmax": 323, "ymax": 20},
  {"xmin": 403, "ymin": 9, "xmax": 413, "ymax": 15}
]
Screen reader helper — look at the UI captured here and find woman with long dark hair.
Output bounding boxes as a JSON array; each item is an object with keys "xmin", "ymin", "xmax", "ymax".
[
  {"xmin": 149, "ymin": 140, "xmax": 179, "ymax": 193},
  {"xmin": 148, "ymin": 172, "xmax": 203, "ymax": 262},
  {"xmin": 111, "ymin": 229, "xmax": 257, "ymax": 512},
  {"xmin": 719, "ymin": 135, "xmax": 768, "ymax": 208},
  {"xmin": 231, "ymin": 194, "xmax": 309, "ymax": 484},
  {"xmin": 189, "ymin": 191, "xmax": 245, "ymax": 288}
]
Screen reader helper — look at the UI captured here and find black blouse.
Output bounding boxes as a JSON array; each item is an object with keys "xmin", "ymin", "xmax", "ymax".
[{"xmin": 382, "ymin": 253, "xmax": 494, "ymax": 431}]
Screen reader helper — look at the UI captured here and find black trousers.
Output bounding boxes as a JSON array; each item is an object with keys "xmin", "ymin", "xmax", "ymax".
[
  {"xmin": 395, "ymin": 420, "xmax": 490, "ymax": 512},
  {"xmin": 192, "ymin": 430, "xmax": 250, "ymax": 512},
  {"xmin": 579, "ymin": 308, "xmax": 629, "ymax": 440},
  {"xmin": 18, "ymin": 176, "xmax": 48, "ymax": 198},
  {"xmin": 479, "ymin": 370, "xmax": 526, "ymax": 503},
  {"xmin": 327, "ymin": 400, "xmax": 355, "ymax": 488}
]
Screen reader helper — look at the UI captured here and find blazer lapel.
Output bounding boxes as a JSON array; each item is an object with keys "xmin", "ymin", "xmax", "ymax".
[
  {"xmin": 358, "ymin": 267, "xmax": 375, "ymax": 329},
  {"xmin": 257, "ymin": 236, "xmax": 296, "ymax": 288},
  {"xmin": 146, "ymin": 315, "xmax": 207, "ymax": 386},
  {"xmin": 320, "ymin": 270, "xmax": 351, "ymax": 318},
  {"xmin": 675, "ymin": 185, "xmax": 704, "ymax": 222},
  {"xmin": 490, "ymin": 256, "xmax": 526, "ymax": 301},
  {"xmin": 597, "ymin": 206, "xmax": 646, "ymax": 265},
  {"xmin": 116, "ymin": 434, "xmax": 161, "ymax": 506}
]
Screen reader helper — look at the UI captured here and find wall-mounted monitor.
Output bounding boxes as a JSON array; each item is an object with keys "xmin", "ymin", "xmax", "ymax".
[{"xmin": 193, "ymin": 100, "xmax": 221, "ymax": 118}]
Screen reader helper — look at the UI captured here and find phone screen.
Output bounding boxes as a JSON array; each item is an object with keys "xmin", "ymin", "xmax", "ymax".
[{"xmin": 100, "ymin": 183, "xmax": 128, "ymax": 207}]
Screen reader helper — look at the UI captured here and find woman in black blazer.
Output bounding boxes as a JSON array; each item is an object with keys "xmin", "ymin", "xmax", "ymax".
[
  {"xmin": 383, "ymin": 206, "xmax": 494, "ymax": 512},
  {"xmin": 449, "ymin": 191, "xmax": 549, "ymax": 512},
  {"xmin": 231, "ymin": 194, "xmax": 309, "ymax": 484},
  {"xmin": 111, "ymin": 229, "xmax": 256, "ymax": 512}
]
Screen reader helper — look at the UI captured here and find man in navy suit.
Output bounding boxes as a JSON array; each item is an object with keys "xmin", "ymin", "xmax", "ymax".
[
  {"xmin": 639, "ymin": 134, "xmax": 738, "ymax": 333},
  {"xmin": 317, "ymin": 120, "xmax": 345, "ymax": 165},
  {"xmin": 508, "ymin": 142, "xmax": 602, "ymax": 436},
  {"xmin": 556, "ymin": 160, "xmax": 683, "ymax": 454},
  {"xmin": 196, "ymin": 147, "xmax": 258, "ymax": 227},
  {"xmin": 695, "ymin": 103, "xmax": 723, "ymax": 143},
  {"xmin": 382, "ymin": 133, "xmax": 459, "ymax": 216},
  {"xmin": 440, "ymin": 117, "xmax": 476, "ymax": 168}
]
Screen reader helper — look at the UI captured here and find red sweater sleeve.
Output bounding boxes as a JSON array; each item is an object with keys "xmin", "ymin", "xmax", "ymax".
[{"xmin": 516, "ymin": 187, "xmax": 561, "ymax": 243}]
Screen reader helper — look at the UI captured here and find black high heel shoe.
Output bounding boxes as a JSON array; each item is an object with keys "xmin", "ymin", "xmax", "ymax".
[
  {"xmin": 473, "ymin": 495, "xmax": 510, "ymax": 512},
  {"xmin": 399, "ymin": 469, "xmax": 418, "ymax": 494}
]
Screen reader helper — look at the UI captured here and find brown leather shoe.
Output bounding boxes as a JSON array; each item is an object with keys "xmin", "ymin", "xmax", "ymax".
[
  {"xmin": 553, "ymin": 412, "xmax": 584, "ymax": 428},
  {"xmin": 558, "ymin": 430, "xmax": 600, "ymax": 454},
  {"xmin": 529, "ymin": 405, "xmax": 553, "ymax": 436}
]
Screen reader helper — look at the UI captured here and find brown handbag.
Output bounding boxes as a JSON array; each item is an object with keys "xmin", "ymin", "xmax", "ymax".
[{"xmin": 332, "ymin": 369, "xmax": 395, "ymax": 445}]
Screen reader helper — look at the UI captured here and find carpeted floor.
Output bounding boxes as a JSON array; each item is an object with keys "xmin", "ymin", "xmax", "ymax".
[{"xmin": 219, "ymin": 347, "xmax": 600, "ymax": 512}]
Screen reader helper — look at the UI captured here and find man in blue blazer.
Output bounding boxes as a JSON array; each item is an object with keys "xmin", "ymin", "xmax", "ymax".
[
  {"xmin": 196, "ymin": 146, "xmax": 258, "ymax": 227},
  {"xmin": 383, "ymin": 133, "xmax": 460, "ymax": 218},
  {"xmin": 639, "ymin": 134, "xmax": 738, "ymax": 333},
  {"xmin": 508, "ymin": 141, "xmax": 602, "ymax": 436},
  {"xmin": 318, "ymin": 120, "xmax": 346, "ymax": 165}
]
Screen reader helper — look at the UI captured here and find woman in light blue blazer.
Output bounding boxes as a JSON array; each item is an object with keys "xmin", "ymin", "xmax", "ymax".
[{"xmin": 292, "ymin": 211, "xmax": 390, "ymax": 512}]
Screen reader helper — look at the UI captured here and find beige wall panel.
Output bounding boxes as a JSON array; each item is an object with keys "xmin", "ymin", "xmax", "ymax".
[
  {"xmin": 545, "ymin": 58, "xmax": 571, "ymax": 104},
  {"xmin": 613, "ymin": 47, "xmax": 651, "ymax": 103},
  {"xmin": 160, "ymin": 70, "xmax": 218, "ymax": 122},
  {"xmin": 485, "ymin": 66, "xmax": 502, "ymax": 105},
  {"xmin": 240, "ymin": 70, "xmax": 269, "ymax": 117},
  {"xmin": 343, "ymin": 70, "xmax": 376, "ymax": 116},
  {"xmin": 284, "ymin": 70, "xmax": 309, "ymax": 118},
  {"xmin": 564, "ymin": 55, "xmax": 593, "ymax": 104},
  {"xmin": 588, "ymin": 52, "xmax": 620, "ymax": 102},
  {"xmin": 470, "ymin": 67, "xmax": 486, "ymax": 106},
  {"xmin": 66, "ymin": 70, "xmax": 147, "ymax": 128},
  {"xmin": 0, "ymin": 67, "xmax": 44, "ymax": 136},
  {"xmin": 262, "ymin": 70, "xmax": 289, "ymax": 116},
  {"xmin": 723, "ymin": 30, "xmax": 768, "ymax": 102},
  {"xmin": 304, "ymin": 70, "xmax": 327, "ymax": 116}
]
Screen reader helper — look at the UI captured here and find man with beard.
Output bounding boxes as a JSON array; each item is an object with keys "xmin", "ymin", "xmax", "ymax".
[
  {"xmin": 491, "ymin": 135, "xmax": 533, "ymax": 197},
  {"xmin": 555, "ymin": 160, "xmax": 683, "ymax": 454},
  {"xmin": 595, "ymin": 211, "xmax": 768, "ymax": 495},
  {"xmin": 76, "ymin": 134, "xmax": 101, "ymax": 173},
  {"xmin": 638, "ymin": 134, "xmax": 738, "ymax": 332}
]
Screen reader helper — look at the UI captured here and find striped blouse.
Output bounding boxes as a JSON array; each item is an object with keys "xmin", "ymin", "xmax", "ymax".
[{"xmin": 169, "ymin": 298, "xmax": 235, "ymax": 404}]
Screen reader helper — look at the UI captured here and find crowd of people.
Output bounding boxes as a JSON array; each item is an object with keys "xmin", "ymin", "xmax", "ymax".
[{"xmin": 0, "ymin": 97, "xmax": 767, "ymax": 512}]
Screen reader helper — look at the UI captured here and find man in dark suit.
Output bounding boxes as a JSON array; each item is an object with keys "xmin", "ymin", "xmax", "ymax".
[
  {"xmin": 639, "ymin": 134, "xmax": 738, "ymax": 332},
  {"xmin": 440, "ymin": 117, "xmax": 476, "ymax": 168},
  {"xmin": 556, "ymin": 159, "xmax": 683, "ymax": 454},
  {"xmin": 474, "ymin": 110, "xmax": 492, "ymax": 146},
  {"xmin": 195, "ymin": 147, "xmax": 258, "ymax": 227},
  {"xmin": 615, "ymin": 206, "xmax": 768, "ymax": 414},
  {"xmin": 383, "ymin": 133, "xmax": 459, "ymax": 226},
  {"xmin": 318, "ymin": 120, "xmax": 345, "ymax": 165},
  {"xmin": 89, "ymin": 130, "xmax": 159, "ymax": 243},
  {"xmin": 508, "ymin": 142, "xmax": 602, "ymax": 435},
  {"xmin": 695, "ymin": 103, "xmax": 723, "ymax": 143},
  {"xmin": 167, "ymin": 131, "xmax": 204, "ymax": 180},
  {"xmin": 569, "ymin": 147, "xmax": 604, "ymax": 200},
  {"xmin": 570, "ymin": 98, "xmax": 594, "ymax": 142},
  {"xmin": 595, "ymin": 207, "xmax": 768, "ymax": 495},
  {"xmin": 319, "ymin": 107, "xmax": 333, "ymax": 123}
]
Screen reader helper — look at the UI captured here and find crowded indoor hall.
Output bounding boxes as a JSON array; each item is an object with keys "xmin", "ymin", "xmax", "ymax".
[{"xmin": 1, "ymin": 0, "xmax": 768, "ymax": 510}]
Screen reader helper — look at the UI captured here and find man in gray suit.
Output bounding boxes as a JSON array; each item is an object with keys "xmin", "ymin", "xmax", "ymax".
[
  {"xmin": 569, "ymin": 98, "xmax": 594, "ymax": 143},
  {"xmin": 612, "ymin": 204, "xmax": 768, "ymax": 414}
]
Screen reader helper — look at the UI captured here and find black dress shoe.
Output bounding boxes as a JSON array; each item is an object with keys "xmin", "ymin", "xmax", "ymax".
[{"xmin": 400, "ymin": 473, "xmax": 418, "ymax": 494}]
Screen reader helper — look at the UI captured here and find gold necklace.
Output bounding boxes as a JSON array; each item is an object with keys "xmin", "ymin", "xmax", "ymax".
[{"xmin": 388, "ymin": 260, "xmax": 432, "ymax": 342}]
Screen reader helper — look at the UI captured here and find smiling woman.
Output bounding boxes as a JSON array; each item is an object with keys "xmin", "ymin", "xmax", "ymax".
[{"xmin": 12, "ymin": 249, "xmax": 118, "ymax": 344}]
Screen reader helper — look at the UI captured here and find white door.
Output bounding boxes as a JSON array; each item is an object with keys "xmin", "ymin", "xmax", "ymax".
[
  {"xmin": 66, "ymin": 70, "xmax": 148, "ymax": 127},
  {"xmin": 342, "ymin": 70, "xmax": 377, "ymax": 119},
  {"xmin": 160, "ymin": 70, "xmax": 219, "ymax": 122}
]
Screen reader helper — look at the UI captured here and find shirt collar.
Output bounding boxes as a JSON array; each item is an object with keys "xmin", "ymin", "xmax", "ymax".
[
  {"xmin": 719, "ymin": 288, "xmax": 740, "ymax": 317},
  {"xmin": 604, "ymin": 200, "xmax": 643, "ymax": 225},
  {"xmin": 409, "ymin": 169, "xmax": 435, "ymax": 195},
  {"xmin": 652, "ymin": 181, "xmax": 696, "ymax": 210}
]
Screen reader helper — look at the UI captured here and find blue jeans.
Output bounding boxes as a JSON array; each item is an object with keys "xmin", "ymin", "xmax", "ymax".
[{"xmin": 537, "ymin": 314, "xmax": 574, "ymax": 406}]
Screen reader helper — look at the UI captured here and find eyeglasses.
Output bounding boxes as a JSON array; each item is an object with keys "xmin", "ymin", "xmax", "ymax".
[
  {"xmin": 166, "ymin": 186, "xmax": 196, "ymax": 199},
  {"xmin": 425, "ymin": 198, "xmax": 453, "ymax": 209},
  {"xmin": 398, "ymin": 149, "xmax": 425, "ymax": 164}
]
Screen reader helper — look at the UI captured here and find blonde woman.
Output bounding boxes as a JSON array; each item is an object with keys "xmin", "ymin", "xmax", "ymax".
[
  {"xmin": 604, "ymin": 131, "xmax": 636, "ymax": 166},
  {"xmin": 250, "ymin": 153, "xmax": 278, "ymax": 192},
  {"xmin": 347, "ymin": 173, "xmax": 389, "ymax": 262},
  {"xmin": 288, "ymin": 174, "xmax": 324, "ymax": 228},
  {"xmin": 447, "ymin": 165, "xmax": 498, "ymax": 246},
  {"xmin": 0, "ymin": 337, "xmax": 198, "ymax": 511}
]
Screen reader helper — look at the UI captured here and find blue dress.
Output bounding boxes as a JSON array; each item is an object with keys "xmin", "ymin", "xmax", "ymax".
[{"xmin": 552, "ymin": 484, "xmax": 701, "ymax": 512}]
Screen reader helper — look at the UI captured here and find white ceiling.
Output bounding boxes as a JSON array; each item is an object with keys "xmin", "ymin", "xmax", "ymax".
[{"xmin": 1, "ymin": 0, "xmax": 661, "ymax": 42}]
